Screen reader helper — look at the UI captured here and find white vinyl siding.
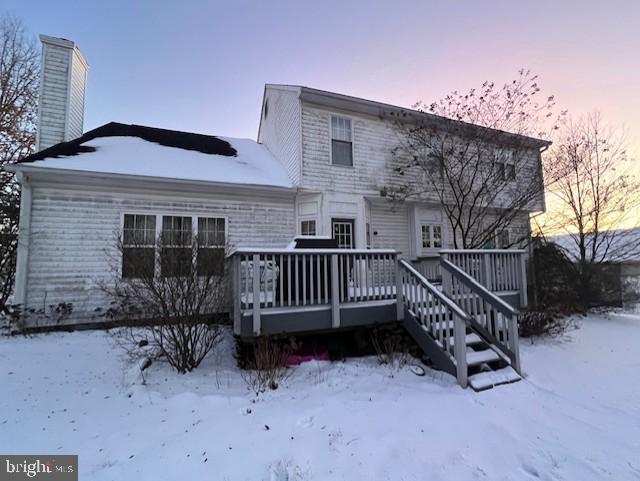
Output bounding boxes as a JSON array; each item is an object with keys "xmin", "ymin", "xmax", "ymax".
[
  {"xmin": 369, "ymin": 203, "xmax": 410, "ymax": 256},
  {"xmin": 300, "ymin": 104, "xmax": 543, "ymax": 211},
  {"xmin": 258, "ymin": 86, "xmax": 302, "ymax": 185},
  {"xmin": 23, "ymin": 183, "xmax": 295, "ymax": 325}
]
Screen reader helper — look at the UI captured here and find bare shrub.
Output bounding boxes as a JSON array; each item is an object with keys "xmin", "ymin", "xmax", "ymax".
[
  {"xmin": 241, "ymin": 337, "xmax": 290, "ymax": 395},
  {"xmin": 101, "ymin": 229, "xmax": 228, "ymax": 374},
  {"xmin": 370, "ymin": 326, "xmax": 409, "ymax": 370},
  {"xmin": 519, "ymin": 310, "xmax": 571, "ymax": 338}
]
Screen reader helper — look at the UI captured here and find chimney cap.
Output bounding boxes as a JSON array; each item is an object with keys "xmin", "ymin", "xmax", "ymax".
[{"xmin": 39, "ymin": 34, "xmax": 89, "ymax": 69}]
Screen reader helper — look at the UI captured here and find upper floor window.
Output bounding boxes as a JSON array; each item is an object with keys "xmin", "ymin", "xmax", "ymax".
[
  {"xmin": 494, "ymin": 149, "xmax": 515, "ymax": 181},
  {"xmin": 421, "ymin": 224, "xmax": 443, "ymax": 249},
  {"xmin": 331, "ymin": 116, "xmax": 353, "ymax": 167}
]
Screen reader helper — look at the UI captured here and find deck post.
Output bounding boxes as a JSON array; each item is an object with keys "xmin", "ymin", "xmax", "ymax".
[
  {"xmin": 252, "ymin": 253, "xmax": 261, "ymax": 335},
  {"xmin": 331, "ymin": 254, "xmax": 340, "ymax": 328},
  {"xmin": 442, "ymin": 267, "xmax": 452, "ymax": 298},
  {"xmin": 395, "ymin": 256, "xmax": 404, "ymax": 321},
  {"xmin": 482, "ymin": 252, "xmax": 492, "ymax": 291},
  {"xmin": 508, "ymin": 313, "xmax": 522, "ymax": 374},
  {"xmin": 518, "ymin": 253, "xmax": 528, "ymax": 308},
  {"xmin": 453, "ymin": 313, "xmax": 468, "ymax": 388},
  {"xmin": 232, "ymin": 255, "xmax": 241, "ymax": 335}
]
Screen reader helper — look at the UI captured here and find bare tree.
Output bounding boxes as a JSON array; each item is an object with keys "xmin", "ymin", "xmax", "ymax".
[
  {"xmin": 385, "ymin": 69, "xmax": 564, "ymax": 249},
  {"xmin": 0, "ymin": 14, "xmax": 39, "ymax": 313},
  {"xmin": 544, "ymin": 113, "xmax": 640, "ymax": 265},
  {"xmin": 102, "ymin": 230, "xmax": 229, "ymax": 374}
]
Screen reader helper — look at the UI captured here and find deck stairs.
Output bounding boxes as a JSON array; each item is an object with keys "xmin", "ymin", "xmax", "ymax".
[{"xmin": 399, "ymin": 259, "xmax": 523, "ymax": 391}]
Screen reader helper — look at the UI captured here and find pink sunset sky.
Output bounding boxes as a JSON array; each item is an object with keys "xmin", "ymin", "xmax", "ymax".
[{"xmin": 6, "ymin": 0, "xmax": 640, "ymax": 223}]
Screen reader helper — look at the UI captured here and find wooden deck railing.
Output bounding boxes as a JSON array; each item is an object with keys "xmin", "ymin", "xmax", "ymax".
[
  {"xmin": 230, "ymin": 248, "xmax": 400, "ymax": 335},
  {"xmin": 398, "ymin": 259, "xmax": 470, "ymax": 386},
  {"xmin": 412, "ymin": 255, "xmax": 441, "ymax": 282},
  {"xmin": 440, "ymin": 249, "xmax": 528, "ymax": 306},
  {"xmin": 440, "ymin": 257, "xmax": 522, "ymax": 374}
]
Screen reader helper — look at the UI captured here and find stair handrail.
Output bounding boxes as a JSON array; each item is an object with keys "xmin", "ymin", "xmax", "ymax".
[
  {"xmin": 399, "ymin": 259, "xmax": 470, "ymax": 321},
  {"xmin": 440, "ymin": 258, "xmax": 518, "ymax": 317},
  {"xmin": 399, "ymin": 259, "xmax": 470, "ymax": 387},
  {"xmin": 440, "ymin": 257, "xmax": 521, "ymax": 374}
]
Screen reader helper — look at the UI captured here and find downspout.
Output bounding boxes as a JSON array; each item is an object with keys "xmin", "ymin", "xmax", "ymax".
[
  {"xmin": 13, "ymin": 171, "xmax": 32, "ymax": 308},
  {"xmin": 529, "ymin": 143, "xmax": 551, "ymax": 310}
]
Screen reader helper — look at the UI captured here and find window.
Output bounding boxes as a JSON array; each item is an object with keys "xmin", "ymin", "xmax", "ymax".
[
  {"xmin": 161, "ymin": 216, "xmax": 193, "ymax": 277},
  {"xmin": 494, "ymin": 149, "xmax": 515, "ymax": 181},
  {"xmin": 331, "ymin": 116, "xmax": 353, "ymax": 166},
  {"xmin": 197, "ymin": 217, "xmax": 226, "ymax": 276},
  {"xmin": 121, "ymin": 214, "xmax": 227, "ymax": 279},
  {"xmin": 300, "ymin": 219, "xmax": 316, "ymax": 236},
  {"xmin": 332, "ymin": 219, "xmax": 354, "ymax": 249},
  {"xmin": 421, "ymin": 224, "xmax": 443, "ymax": 250},
  {"xmin": 122, "ymin": 214, "xmax": 156, "ymax": 279}
]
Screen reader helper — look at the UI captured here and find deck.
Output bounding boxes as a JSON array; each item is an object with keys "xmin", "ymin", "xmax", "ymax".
[{"xmin": 230, "ymin": 248, "xmax": 527, "ymax": 338}]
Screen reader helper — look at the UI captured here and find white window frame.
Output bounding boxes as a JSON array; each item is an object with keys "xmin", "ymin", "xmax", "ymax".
[
  {"xmin": 299, "ymin": 219, "xmax": 317, "ymax": 237},
  {"xmin": 419, "ymin": 223, "xmax": 444, "ymax": 254},
  {"xmin": 329, "ymin": 115, "xmax": 354, "ymax": 168},
  {"xmin": 119, "ymin": 212, "xmax": 228, "ymax": 279},
  {"xmin": 121, "ymin": 213, "xmax": 157, "ymax": 279}
]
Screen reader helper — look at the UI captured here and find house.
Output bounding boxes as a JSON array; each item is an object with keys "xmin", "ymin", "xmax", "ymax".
[
  {"xmin": 552, "ymin": 229, "xmax": 640, "ymax": 305},
  {"xmin": 6, "ymin": 35, "xmax": 551, "ymax": 390}
]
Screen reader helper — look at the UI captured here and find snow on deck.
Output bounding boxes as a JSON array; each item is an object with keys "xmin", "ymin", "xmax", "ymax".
[
  {"xmin": 23, "ymin": 136, "xmax": 294, "ymax": 188},
  {"xmin": 1, "ymin": 309, "xmax": 639, "ymax": 480}
]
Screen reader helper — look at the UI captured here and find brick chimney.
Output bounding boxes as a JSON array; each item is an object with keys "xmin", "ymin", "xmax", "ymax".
[{"xmin": 36, "ymin": 35, "xmax": 89, "ymax": 151}]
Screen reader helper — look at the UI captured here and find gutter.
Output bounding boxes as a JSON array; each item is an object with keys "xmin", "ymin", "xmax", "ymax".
[{"xmin": 5, "ymin": 164, "xmax": 298, "ymax": 196}]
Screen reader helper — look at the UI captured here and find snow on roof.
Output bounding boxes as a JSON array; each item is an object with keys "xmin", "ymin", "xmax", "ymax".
[
  {"xmin": 18, "ymin": 123, "xmax": 293, "ymax": 189},
  {"xmin": 552, "ymin": 228, "xmax": 640, "ymax": 263}
]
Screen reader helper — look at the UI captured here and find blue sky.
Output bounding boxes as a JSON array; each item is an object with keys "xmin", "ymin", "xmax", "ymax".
[{"xmin": 4, "ymin": 0, "xmax": 639, "ymax": 147}]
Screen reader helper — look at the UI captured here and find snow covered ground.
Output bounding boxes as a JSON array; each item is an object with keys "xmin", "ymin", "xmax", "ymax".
[{"xmin": 1, "ymin": 310, "xmax": 639, "ymax": 481}]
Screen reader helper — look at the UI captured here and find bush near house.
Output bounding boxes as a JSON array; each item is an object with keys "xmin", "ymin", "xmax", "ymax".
[{"xmin": 101, "ymin": 234, "xmax": 229, "ymax": 374}]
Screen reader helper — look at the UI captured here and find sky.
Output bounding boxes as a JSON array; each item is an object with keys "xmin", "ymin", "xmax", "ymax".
[{"xmin": 4, "ymin": 0, "xmax": 640, "ymax": 225}]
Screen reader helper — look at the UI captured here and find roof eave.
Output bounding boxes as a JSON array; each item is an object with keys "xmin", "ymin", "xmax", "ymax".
[{"xmin": 6, "ymin": 164, "xmax": 297, "ymax": 194}]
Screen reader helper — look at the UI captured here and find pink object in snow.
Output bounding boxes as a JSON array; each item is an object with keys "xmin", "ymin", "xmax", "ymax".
[{"xmin": 286, "ymin": 350, "xmax": 330, "ymax": 366}]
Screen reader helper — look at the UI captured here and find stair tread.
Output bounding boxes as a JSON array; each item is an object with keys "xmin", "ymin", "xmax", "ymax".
[
  {"xmin": 466, "ymin": 349, "xmax": 501, "ymax": 366},
  {"xmin": 469, "ymin": 366, "xmax": 522, "ymax": 391},
  {"xmin": 448, "ymin": 333, "xmax": 483, "ymax": 346}
]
